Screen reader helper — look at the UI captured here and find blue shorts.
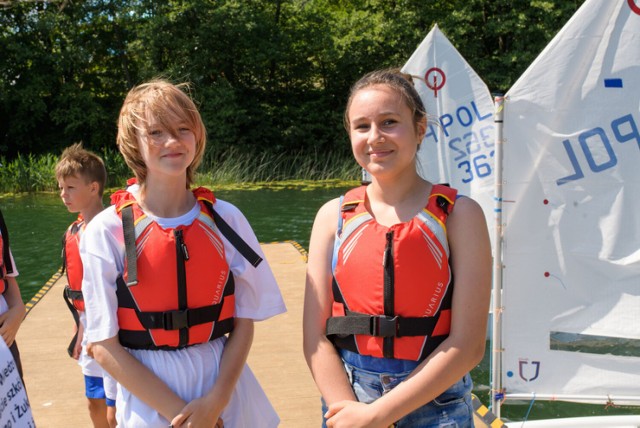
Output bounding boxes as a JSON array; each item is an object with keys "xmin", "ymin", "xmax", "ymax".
[
  {"xmin": 322, "ymin": 349, "xmax": 474, "ymax": 427},
  {"xmin": 84, "ymin": 375, "xmax": 115, "ymax": 408},
  {"xmin": 85, "ymin": 375, "xmax": 106, "ymax": 400}
]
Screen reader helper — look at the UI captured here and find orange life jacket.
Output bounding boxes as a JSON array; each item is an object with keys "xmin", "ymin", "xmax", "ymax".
[
  {"xmin": 113, "ymin": 187, "xmax": 262, "ymax": 350},
  {"xmin": 326, "ymin": 184, "xmax": 457, "ymax": 361},
  {"xmin": 0, "ymin": 208, "xmax": 13, "ymax": 295},
  {"xmin": 62, "ymin": 217, "xmax": 85, "ymax": 311}
]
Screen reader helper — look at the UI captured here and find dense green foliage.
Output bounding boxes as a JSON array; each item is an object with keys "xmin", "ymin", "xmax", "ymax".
[{"xmin": 1, "ymin": 0, "xmax": 585, "ymax": 170}]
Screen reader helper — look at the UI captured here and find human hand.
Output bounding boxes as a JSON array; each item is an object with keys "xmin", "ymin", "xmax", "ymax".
[
  {"xmin": 71, "ymin": 322, "xmax": 84, "ymax": 359},
  {"xmin": 170, "ymin": 396, "xmax": 224, "ymax": 428},
  {"xmin": 0, "ymin": 305, "xmax": 24, "ymax": 346},
  {"xmin": 325, "ymin": 400, "xmax": 389, "ymax": 428}
]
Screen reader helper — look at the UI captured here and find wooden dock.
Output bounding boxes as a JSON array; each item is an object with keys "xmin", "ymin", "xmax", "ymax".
[{"xmin": 15, "ymin": 241, "xmax": 320, "ymax": 427}]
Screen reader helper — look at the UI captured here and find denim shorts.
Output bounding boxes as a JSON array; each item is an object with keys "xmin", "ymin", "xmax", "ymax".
[{"xmin": 322, "ymin": 350, "xmax": 474, "ymax": 427}]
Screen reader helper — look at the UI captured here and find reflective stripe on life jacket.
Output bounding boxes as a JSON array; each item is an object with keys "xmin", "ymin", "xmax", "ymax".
[
  {"xmin": 113, "ymin": 187, "xmax": 243, "ymax": 350},
  {"xmin": 326, "ymin": 184, "xmax": 457, "ymax": 361},
  {"xmin": 0, "ymin": 208, "xmax": 13, "ymax": 295},
  {"xmin": 62, "ymin": 218, "xmax": 85, "ymax": 311}
]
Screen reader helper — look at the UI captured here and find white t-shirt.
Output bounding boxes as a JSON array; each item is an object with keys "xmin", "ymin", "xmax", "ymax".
[
  {"xmin": 81, "ymin": 197, "xmax": 286, "ymax": 427},
  {"xmin": 66, "ymin": 224, "xmax": 105, "ymax": 379},
  {"xmin": 77, "ymin": 311, "xmax": 106, "ymax": 378},
  {"xmin": 0, "ymin": 235, "xmax": 18, "ymax": 315},
  {"xmin": 61, "ymin": 222, "xmax": 115, "ymax": 400}
]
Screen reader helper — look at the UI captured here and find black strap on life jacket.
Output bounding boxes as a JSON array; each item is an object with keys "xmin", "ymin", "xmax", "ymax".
[
  {"xmin": 0, "ymin": 209, "xmax": 13, "ymax": 296},
  {"xmin": 327, "ymin": 311, "xmax": 439, "ymax": 337},
  {"xmin": 382, "ymin": 230, "xmax": 395, "ymax": 358},
  {"xmin": 0, "ymin": 208, "xmax": 13, "ymax": 275},
  {"xmin": 115, "ymin": 274, "xmax": 236, "ymax": 350},
  {"xmin": 62, "ymin": 285, "xmax": 81, "ymax": 357},
  {"xmin": 174, "ymin": 228, "xmax": 189, "ymax": 347},
  {"xmin": 60, "ymin": 223, "xmax": 84, "ymax": 357},
  {"xmin": 122, "ymin": 202, "xmax": 263, "ymax": 287},
  {"xmin": 122, "ymin": 206, "xmax": 139, "ymax": 286},
  {"xmin": 202, "ymin": 200, "xmax": 263, "ymax": 268},
  {"xmin": 326, "ymin": 284, "xmax": 454, "ymax": 361},
  {"xmin": 64, "ymin": 287, "xmax": 84, "ymax": 301}
]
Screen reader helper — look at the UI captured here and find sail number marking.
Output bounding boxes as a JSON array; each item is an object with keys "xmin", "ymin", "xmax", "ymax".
[
  {"xmin": 557, "ymin": 113, "xmax": 639, "ymax": 186},
  {"xmin": 452, "ymin": 125, "xmax": 495, "ymax": 183},
  {"xmin": 424, "ymin": 100, "xmax": 495, "ymax": 184}
]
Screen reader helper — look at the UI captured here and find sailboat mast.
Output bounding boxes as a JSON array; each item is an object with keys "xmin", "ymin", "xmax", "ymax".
[{"xmin": 490, "ymin": 94, "xmax": 505, "ymax": 417}]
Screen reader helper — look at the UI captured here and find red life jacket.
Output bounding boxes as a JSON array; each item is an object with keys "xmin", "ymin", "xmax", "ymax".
[
  {"xmin": 113, "ymin": 187, "xmax": 260, "ymax": 350},
  {"xmin": 62, "ymin": 217, "xmax": 85, "ymax": 311},
  {"xmin": 0, "ymin": 209, "xmax": 13, "ymax": 295},
  {"xmin": 326, "ymin": 184, "xmax": 457, "ymax": 361}
]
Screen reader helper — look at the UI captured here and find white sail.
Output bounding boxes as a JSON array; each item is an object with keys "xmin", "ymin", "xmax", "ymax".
[
  {"xmin": 402, "ymin": 25, "xmax": 496, "ymax": 246},
  {"xmin": 500, "ymin": 0, "xmax": 640, "ymax": 406}
]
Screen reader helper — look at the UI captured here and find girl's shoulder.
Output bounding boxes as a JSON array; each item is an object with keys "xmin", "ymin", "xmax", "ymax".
[
  {"xmin": 446, "ymin": 195, "xmax": 488, "ymax": 239},
  {"xmin": 315, "ymin": 197, "xmax": 341, "ymax": 223},
  {"xmin": 449, "ymin": 194, "xmax": 483, "ymax": 217}
]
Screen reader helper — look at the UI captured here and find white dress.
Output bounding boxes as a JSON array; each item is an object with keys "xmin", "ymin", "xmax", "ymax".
[{"xmin": 81, "ymin": 197, "xmax": 287, "ymax": 427}]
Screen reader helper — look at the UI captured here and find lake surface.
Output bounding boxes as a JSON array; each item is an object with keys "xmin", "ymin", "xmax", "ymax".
[
  {"xmin": 0, "ymin": 187, "xmax": 347, "ymax": 300},
  {"xmin": 1, "ymin": 188, "xmax": 636, "ymax": 422}
]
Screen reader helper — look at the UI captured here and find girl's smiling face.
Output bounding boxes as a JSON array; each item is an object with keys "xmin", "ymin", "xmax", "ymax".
[{"xmin": 347, "ymin": 84, "xmax": 425, "ymax": 179}]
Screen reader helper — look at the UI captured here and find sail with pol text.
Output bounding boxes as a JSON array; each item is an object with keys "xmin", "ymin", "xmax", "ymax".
[
  {"xmin": 497, "ymin": 0, "xmax": 640, "ymax": 417},
  {"xmin": 401, "ymin": 24, "xmax": 496, "ymax": 246}
]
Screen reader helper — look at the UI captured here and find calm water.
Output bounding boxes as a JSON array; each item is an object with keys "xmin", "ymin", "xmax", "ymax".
[
  {"xmin": 0, "ymin": 187, "xmax": 348, "ymax": 300},
  {"xmin": 1, "ymin": 189, "xmax": 635, "ymax": 422}
]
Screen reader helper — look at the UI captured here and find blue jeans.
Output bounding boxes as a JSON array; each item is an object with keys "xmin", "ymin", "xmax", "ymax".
[{"xmin": 322, "ymin": 350, "xmax": 473, "ymax": 427}]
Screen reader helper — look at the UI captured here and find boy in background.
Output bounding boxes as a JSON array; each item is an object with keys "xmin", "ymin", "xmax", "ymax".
[
  {"xmin": 0, "ymin": 207, "xmax": 26, "ymax": 381},
  {"xmin": 56, "ymin": 143, "xmax": 115, "ymax": 428}
]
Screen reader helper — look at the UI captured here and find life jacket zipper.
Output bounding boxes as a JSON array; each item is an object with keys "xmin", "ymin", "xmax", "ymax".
[
  {"xmin": 382, "ymin": 230, "xmax": 395, "ymax": 358},
  {"xmin": 175, "ymin": 229, "xmax": 189, "ymax": 346}
]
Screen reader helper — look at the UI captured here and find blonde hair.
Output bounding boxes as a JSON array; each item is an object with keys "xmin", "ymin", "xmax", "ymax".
[
  {"xmin": 116, "ymin": 79, "xmax": 207, "ymax": 187},
  {"xmin": 55, "ymin": 142, "xmax": 107, "ymax": 196}
]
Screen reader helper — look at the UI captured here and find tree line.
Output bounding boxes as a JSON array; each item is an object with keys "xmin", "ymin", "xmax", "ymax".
[{"xmin": 0, "ymin": 0, "xmax": 585, "ymax": 164}]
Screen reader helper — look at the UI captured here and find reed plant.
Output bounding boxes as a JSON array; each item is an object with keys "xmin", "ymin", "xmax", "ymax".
[
  {"xmin": 196, "ymin": 146, "xmax": 359, "ymax": 185},
  {"xmin": 0, "ymin": 153, "xmax": 59, "ymax": 193},
  {"xmin": 1, "ymin": 148, "xmax": 359, "ymax": 194},
  {"xmin": 0, "ymin": 149, "xmax": 130, "ymax": 193}
]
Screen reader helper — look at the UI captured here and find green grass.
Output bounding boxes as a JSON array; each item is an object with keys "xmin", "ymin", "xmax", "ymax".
[{"xmin": 0, "ymin": 148, "xmax": 360, "ymax": 194}]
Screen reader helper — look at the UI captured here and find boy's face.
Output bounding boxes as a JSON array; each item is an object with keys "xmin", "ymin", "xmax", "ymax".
[{"xmin": 58, "ymin": 175, "xmax": 98, "ymax": 213}]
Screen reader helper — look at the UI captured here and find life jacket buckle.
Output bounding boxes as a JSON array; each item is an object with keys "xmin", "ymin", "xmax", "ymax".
[
  {"xmin": 163, "ymin": 309, "xmax": 189, "ymax": 330},
  {"xmin": 372, "ymin": 315, "xmax": 398, "ymax": 338},
  {"xmin": 64, "ymin": 285, "xmax": 84, "ymax": 301}
]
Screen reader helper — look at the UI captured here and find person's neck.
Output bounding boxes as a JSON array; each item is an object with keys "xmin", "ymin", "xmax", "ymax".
[
  {"xmin": 139, "ymin": 177, "xmax": 195, "ymax": 218},
  {"xmin": 367, "ymin": 170, "xmax": 429, "ymax": 206},
  {"xmin": 364, "ymin": 171, "xmax": 431, "ymax": 226},
  {"xmin": 80, "ymin": 200, "xmax": 105, "ymax": 224}
]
